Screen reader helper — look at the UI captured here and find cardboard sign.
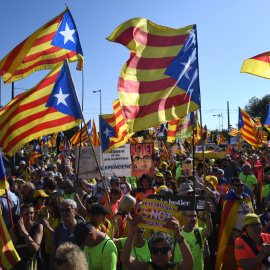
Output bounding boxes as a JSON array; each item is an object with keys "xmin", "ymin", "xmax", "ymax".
[
  {"xmin": 148, "ymin": 195, "xmax": 205, "ymax": 211},
  {"xmin": 195, "ymin": 145, "xmax": 206, "ymax": 153},
  {"xmin": 139, "ymin": 199, "xmax": 178, "ymax": 233},
  {"xmin": 182, "ymin": 163, "xmax": 193, "ymax": 175},
  {"xmin": 130, "ymin": 143, "xmax": 155, "ymax": 177},
  {"xmin": 171, "ymin": 145, "xmax": 179, "ymax": 154}
]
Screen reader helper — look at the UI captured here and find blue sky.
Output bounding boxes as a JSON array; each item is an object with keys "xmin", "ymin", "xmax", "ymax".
[{"xmin": 1, "ymin": 0, "xmax": 270, "ymax": 132}]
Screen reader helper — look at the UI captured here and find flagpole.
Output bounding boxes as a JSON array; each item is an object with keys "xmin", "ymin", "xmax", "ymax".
[
  {"xmin": 65, "ymin": 61, "xmax": 114, "ymax": 216},
  {"xmin": 227, "ymin": 101, "xmax": 231, "ymax": 144},
  {"xmin": 195, "ymin": 25, "xmax": 210, "ymax": 237}
]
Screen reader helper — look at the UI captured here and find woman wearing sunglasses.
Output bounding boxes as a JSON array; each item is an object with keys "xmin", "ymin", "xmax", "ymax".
[
  {"xmin": 53, "ymin": 242, "xmax": 88, "ymax": 270},
  {"xmin": 121, "ymin": 216, "xmax": 193, "ymax": 270},
  {"xmin": 10, "ymin": 203, "xmax": 43, "ymax": 270}
]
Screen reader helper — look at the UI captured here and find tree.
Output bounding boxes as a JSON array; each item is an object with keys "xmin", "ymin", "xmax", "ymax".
[{"xmin": 244, "ymin": 94, "xmax": 270, "ymax": 122}]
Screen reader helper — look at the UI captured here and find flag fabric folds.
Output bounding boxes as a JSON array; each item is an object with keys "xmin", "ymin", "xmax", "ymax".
[
  {"xmin": 263, "ymin": 103, "xmax": 270, "ymax": 133},
  {"xmin": 228, "ymin": 126, "xmax": 239, "ymax": 137},
  {"xmin": 238, "ymin": 108, "xmax": 262, "ymax": 147},
  {"xmin": 29, "ymin": 140, "xmax": 42, "ymax": 166},
  {"xmin": 100, "ymin": 100, "xmax": 133, "ymax": 153},
  {"xmin": 91, "ymin": 119, "xmax": 100, "ymax": 146},
  {"xmin": 0, "ymin": 8, "xmax": 83, "ymax": 85},
  {"xmin": 0, "ymin": 60, "xmax": 83, "ymax": 156},
  {"xmin": 107, "ymin": 18, "xmax": 200, "ymax": 133},
  {"xmin": 241, "ymin": 51, "xmax": 270, "ymax": 79},
  {"xmin": 70, "ymin": 120, "xmax": 91, "ymax": 145}
]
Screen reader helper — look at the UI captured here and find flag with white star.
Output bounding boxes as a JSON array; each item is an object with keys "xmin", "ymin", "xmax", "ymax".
[
  {"xmin": 29, "ymin": 139, "xmax": 42, "ymax": 165},
  {"xmin": 0, "ymin": 8, "xmax": 83, "ymax": 85},
  {"xmin": 108, "ymin": 18, "xmax": 201, "ymax": 133},
  {"xmin": 0, "ymin": 61, "xmax": 83, "ymax": 156},
  {"xmin": 100, "ymin": 115, "xmax": 116, "ymax": 152}
]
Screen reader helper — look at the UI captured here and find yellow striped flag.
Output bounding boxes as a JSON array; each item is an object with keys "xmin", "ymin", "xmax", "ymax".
[
  {"xmin": 0, "ymin": 8, "xmax": 83, "ymax": 85},
  {"xmin": 264, "ymin": 103, "xmax": 270, "ymax": 133},
  {"xmin": 91, "ymin": 119, "xmax": 100, "ymax": 146},
  {"xmin": 228, "ymin": 126, "xmax": 239, "ymax": 137},
  {"xmin": 241, "ymin": 52, "xmax": 270, "ymax": 79},
  {"xmin": 70, "ymin": 120, "xmax": 91, "ymax": 145},
  {"xmin": 107, "ymin": 18, "xmax": 200, "ymax": 133},
  {"xmin": 100, "ymin": 100, "xmax": 133, "ymax": 153},
  {"xmin": 238, "ymin": 108, "xmax": 262, "ymax": 147},
  {"xmin": 0, "ymin": 61, "xmax": 83, "ymax": 156}
]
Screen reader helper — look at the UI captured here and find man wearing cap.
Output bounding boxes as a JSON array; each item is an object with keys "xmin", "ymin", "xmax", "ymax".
[
  {"xmin": 173, "ymin": 201, "xmax": 212, "ymax": 270},
  {"xmin": 17, "ymin": 160, "xmax": 32, "ymax": 182},
  {"xmin": 74, "ymin": 221, "xmax": 118, "ymax": 270},
  {"xmin": 216, "ymin": 177, "xmax": 254, "ymax": 270},
  {"xmin": 235, "ymin": 213, "xmax": 270, "ymax": 270},
  {"xmin": 154, "ymin": 173, "xmax": 165, "ymax": 188}
]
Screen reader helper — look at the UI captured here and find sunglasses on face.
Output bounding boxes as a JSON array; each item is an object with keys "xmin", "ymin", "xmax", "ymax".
[
  {"xmin": 23, "ymin": 211, "xmax": 35, "ymax": 216},
  {"xmin": 248, "ymin": 222, "xmax": 261, "ymax": 228},
  {"xmin": 88, "ymin": 200, "xmax": 98, "ymax": 204},
  {"xmin": 60, "ymin": 208, "xmax": 72, "ymax": 213},
  {"xmin": 151, "ymin": 247, "xmax": 171, "ymax": 255},
  {"xmin": 55, "ymin": 258, "xmax": 68, "ymax": 266},
  {"xmin": 234, "ymin": 184, "xmax": 244, "ymax": 187}
]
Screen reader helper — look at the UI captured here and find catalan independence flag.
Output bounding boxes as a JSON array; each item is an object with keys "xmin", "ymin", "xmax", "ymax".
[
  {"xmin": 100, "ymin": 100, "xmax": 133, "ymax": 153},
  {"xmin": 29, "ymin": 139, "xmax": 42, "ymax": 166},
  {"xmin": 0, "ymin": 60, "xmax": 83, "ymax": 156},
  {"xmin": 107, "ymin": 18, "xmax": 200, "ymax": 133},
  {"xmin": 91, "ymin": 119, "xmax": 100, "ymax": 146},
  {"xmin": 238, "ymin": 107, "xmax": 262, "ymax": 147},
  {"xmin": 0, "ymin": 8, "xmax": 83, "ymax": 85},
  {"xmin": 241, "ymin": 51, "xmax": 270, "ymax": 79},
  {"xmin": 70, "ymin": 120, "xmax": 91, "ymax": 145},
  {"xmin": 263, "ymin": 103, "xmax": 270, "ymax": 133},
  {"xmin": 228, "ymin": 126, "xmax": 239, "ymax": 137}
]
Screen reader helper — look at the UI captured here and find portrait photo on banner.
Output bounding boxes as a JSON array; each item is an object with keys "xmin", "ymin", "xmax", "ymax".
[{"xmin": 130, "ymin": 142, "xmax": 154, "ymax": 177}]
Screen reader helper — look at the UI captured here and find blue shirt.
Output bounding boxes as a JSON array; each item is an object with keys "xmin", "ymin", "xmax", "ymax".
[{"xmin": 0, "ymin": 191, "xmax": 20, "ymax": 230}]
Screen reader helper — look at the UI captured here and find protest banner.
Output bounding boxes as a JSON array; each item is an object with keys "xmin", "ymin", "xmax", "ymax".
[
  {"xmin": 182, "ymin": 163, "xmax": 193, "ymax": 175},
  {"xmin": 101, "ymin": 144, "xmax": 132, "ymax": 177},
  {"xmin": 148, "ymin": 195, "xmax": 205, "ymax": 211},
  {"xmin": 75, "ymin": 146, "xmax": 101, "ymax": 179},
  {"xmin": 130, "ymin": 143, "xmax": 154, "ymax": 177},
  {"xmin": 139, "ymin": 199, "xmax": 178, "ymax": 233},
  {"xmin": 195, "ymin": 145, "xmax": 206, "ymax": 153},
  {"xmin": 171, "ymin": 145, "xmax": 179, "ymax": 154}
]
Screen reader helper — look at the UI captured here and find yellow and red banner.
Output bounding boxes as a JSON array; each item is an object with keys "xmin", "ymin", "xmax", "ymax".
[{"xmin": 139, "ymin": 199, "xmax": 178, "ymax": 233}]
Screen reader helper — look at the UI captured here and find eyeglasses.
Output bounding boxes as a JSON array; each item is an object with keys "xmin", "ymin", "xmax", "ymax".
[
  {"xmin": 184, "ymin": 214, "xmax": 197, "ymax": 218},
  {"xmin": 23, "ymin": 211, "xmax": 35, "ymax": 215},
  {"xmin": 55, "ymin": 258, "xmax": 68, "ymax": 266},
  {"xmin": 151, "ymin": 247, "xmax": 171, "ymax": 255},
  {"xmin": 234, "ymin": 184, "xmax": 244, "ymax": 187},
  {"xmin": 88, "ymin": 200, "xmax": 98, "ymax": 204},
  {"xmin": 134, "ymin": 156, "xmax": 152, "ymax": 162},
  {"xmin": 114, "ymin": 183, "xmax": 120, "ymax": 186},
  {"xmin": 60, "ymin": 208, "xmax": 72, "ymax": 213},
  {"xmin": 248, "ymin": 222, "xmax": 261, "ymax": 228}
]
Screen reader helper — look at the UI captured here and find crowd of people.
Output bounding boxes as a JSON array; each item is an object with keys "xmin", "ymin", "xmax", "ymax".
[{"xmin": 2, "ymin": 146, "xmax": 270, "ymax": 270}]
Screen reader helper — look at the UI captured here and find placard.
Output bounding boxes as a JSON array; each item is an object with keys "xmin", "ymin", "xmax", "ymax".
[
  {"xmin": 101, "ymin": 144, "xmax": 132, "ymax": 177},
  {"xmin": 148, "ymin": 195, "xmax": 205, "ymax": 211},
  {"xmin": 182, "ymin": 164, "xmax": 193, "ymax": 175},
  {"xmin": 130, "ymin": 143, "xmax": 154, "ymax": 177},
  {"xmin": 139, "ymin": 199, "xmax": 178, "ymax": 233}
]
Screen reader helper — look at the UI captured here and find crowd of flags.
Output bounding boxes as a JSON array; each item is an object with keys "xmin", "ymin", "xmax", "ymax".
[{"xmin": 1, "ymin": 6, "xmax": 270, "ymax": 269}]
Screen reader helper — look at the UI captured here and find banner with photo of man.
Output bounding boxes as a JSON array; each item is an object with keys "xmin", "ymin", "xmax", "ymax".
[{"xmin": 130, "ymin": 142, "xmax": 155, "ymax": 177}]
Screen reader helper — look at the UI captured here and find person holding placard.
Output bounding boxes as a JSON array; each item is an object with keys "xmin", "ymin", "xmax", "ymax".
[{"xmin": 120, "ymin": 216, "xmax": 194, "ymax": 270}]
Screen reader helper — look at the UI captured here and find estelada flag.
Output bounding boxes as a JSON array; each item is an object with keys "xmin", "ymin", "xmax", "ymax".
[
  {"xmin": 0, "ymin": 8, "xmax": 83, "ymax": 85},
  {"xmin": 238, "ymin": 108, "xmax": 262, "ymax": 147},
  {"xmin": 29, "ymin": 139, "xmax": 42, "ymax": 166},
  {"xmin": 0, "ymin": 60, "xmax": 83, "ymax": 156},
  {"xmin": 263, "ymin": 103, "xmax": 270, "ymax": 133},
  {"xmin": 70, "ymin": 120, "xmax": 91, "ymax": 145},
  {"xmin": 107, "ymin": 18, "xmax": 200, "ymax": 133},
  {"xmin": 91, "ymin": 119, "xmax": 100, "ymax": 147},
  {"xmin": 241, "ymin": 52, "xmax": 270, "ymax": 79},
  {"xmin": 228, "ymin": 126, "xmax": 238, "ymax": 137}
]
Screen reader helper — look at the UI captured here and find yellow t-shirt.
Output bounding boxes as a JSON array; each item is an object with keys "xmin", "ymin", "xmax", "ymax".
[{"xmin": 44, "ymin": 217, "xmax": 61, "ymax": 254}]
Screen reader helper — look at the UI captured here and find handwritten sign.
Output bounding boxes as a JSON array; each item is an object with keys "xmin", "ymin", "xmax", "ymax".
[{"xmin": 139, "ymin": 199, "xmax": 178, "ymax": 233}]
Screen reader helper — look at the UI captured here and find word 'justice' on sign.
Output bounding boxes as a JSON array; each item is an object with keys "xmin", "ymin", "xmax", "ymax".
[{"xmin": 138, "ymin": 199, "xmax": 178, "ymax": 233}]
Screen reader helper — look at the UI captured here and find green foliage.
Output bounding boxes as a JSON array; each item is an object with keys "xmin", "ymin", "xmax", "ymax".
[{"xmin": 244, "ymin": 94, "xmax": 270, "ymax": 121}]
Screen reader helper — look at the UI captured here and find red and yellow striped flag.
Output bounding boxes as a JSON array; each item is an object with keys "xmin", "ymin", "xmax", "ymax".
[
  {"xmin": 91, "ymin": 119, "xmax": 100, "ymax": 146},
  {"xmin": 107, "ymin": 18, "xmax": 200, "ymax": 133},
  {"xmin": 0, "ymin": 61, "xmax": 83, "ymax": 156},
  {"xmin": 70, "ymin": 120, "xmax": 90, "ymax": 145},
  {"xmin": 238, "ymin": 108, "xmax": 262, "ymax": 147},
  {"xmin": 0, "ymin": 8, "xmax": 83, "ymax": 85},
  {"xmin": 241, "ymin": 52, "xmax": 270, "ymax": 79},
  {"xmin": 228, "ymin": 126, "xmax": 239, "ymax": 137}
]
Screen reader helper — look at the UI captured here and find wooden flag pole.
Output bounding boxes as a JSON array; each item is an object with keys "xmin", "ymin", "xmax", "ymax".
[{"xmin": 66, "ymin": 61, "xmax": 114, "ymax": 216}]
